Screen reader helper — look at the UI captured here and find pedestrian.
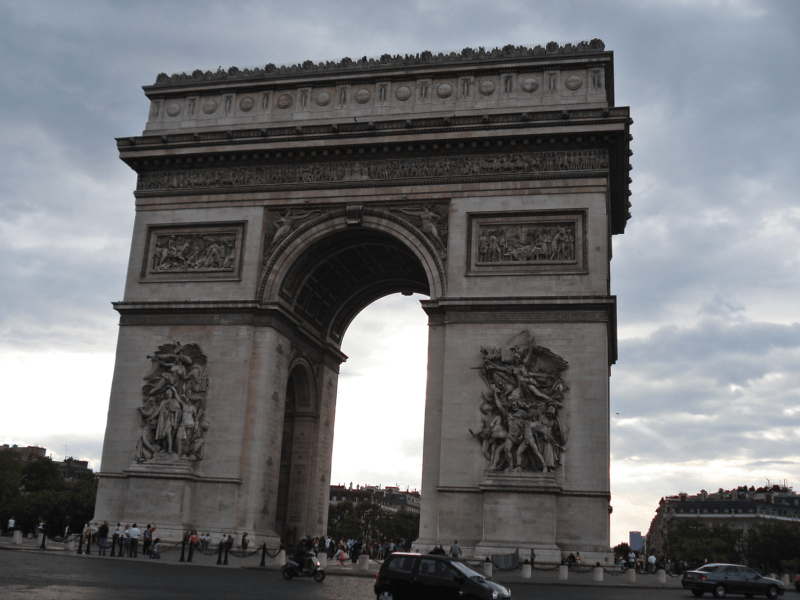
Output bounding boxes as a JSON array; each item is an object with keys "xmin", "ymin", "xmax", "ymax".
[
  {"xmin": 129, "ymin": 523, "xmax": 140, "ymax": 558},
  {"xmin": 122, "ymin": 524, "xmax": 131, "ymax": 556},
  {"xmin": 7, "ymin": 516, "xmax": 15, "ymax": 534},
  {"xmin": 111, "ymin": 523, "xmax": 120, "ymax": 556},
  {"xmin": 450, "ymin": 540, "xmax": 462, "ymax": 559},
  {"xmin": 150, "ymin": 538, "xmax": 161, "ymax": 559},
  {"xmin": 648, "ymin": 553, "xmax": 656, "ymax": 574},
  {"xmin": 83, "ymin": 522, "xmax": 93, "ymax": 555},
  {"xmin": 97, "ymin": 521, "xmax": 109, "ymax": 556},
  {"xmin": 188, "ymin": 530, "xmax": 198, "ymax": 562},
  {"xmin": 241, "ymin": 532, "xmax": 249, "ymax": 551},
  {"xmin": 38, "ymin": 519, "xmax": 46, "ymax": 549},
  {"xmin": 143, "ymin": 523, "xmax": 152, "ymax": 556}
]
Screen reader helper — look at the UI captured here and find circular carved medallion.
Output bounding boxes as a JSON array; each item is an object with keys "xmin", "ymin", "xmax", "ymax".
[
  {"xmin": 355, "ymin": 88, "xmax": 371, "ymax": 104},
  {"xmin": 565, "ymin": 75, "xmax": 583, "ymax": 90},
  {"xmin": 277, "ymin": 94, "xmax": 293, "ymax": 109},
  {"xmin": 479, "ymin": 80, "xmax": 495, "ymax": 96},
  {"xmin": 437, "ymin": 83, "xmax": 453, "ymax": 98},
  {"xmin": 239, "ymin": 96, "xmax": 255, "ymax": 112},
  {"xmin": 315, "ymin": 91, "xmax": 331, "ymax": 106},
  {"xmin": 202, "ymin": 100, "xmax": 218, "ymax": 114},
  {"xmin": 521, "ymin": 77, "xmax": 539, "ymax": 93},
  {"xmin": 395, "ymin": 86, "xmax": 412, "ymax": 101},
  {"xmin": 166, "ymin": 102, "xmax": 181, "ymax": 117}
]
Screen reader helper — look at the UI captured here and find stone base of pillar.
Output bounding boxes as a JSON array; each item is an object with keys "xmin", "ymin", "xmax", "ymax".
[
  {"xmin": 521, "ymin": 563, "xmax": 532, "ymax": 578},
  {"xmin": 593, "ymin": 566, "xmax": 604, "ymax": 582},
  {"xmin": 657, "ymin": 569, "xmax": 666, "ymax": 584},
  {"xmin": 558, "ymin": 565, "xmax": 568, "ymax": 580},
  {"xmin": 626, "ymin": 568, "xmax": 636, "ymax": 583}
]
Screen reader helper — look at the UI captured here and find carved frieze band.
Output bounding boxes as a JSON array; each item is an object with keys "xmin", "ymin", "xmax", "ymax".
[
  {"xmin": 428, "ymin": 310, "xmax": 608, "ymax": 324},
  {"xmin": 136, "ymin": 150, "xmax": 609, "ymax": 192}
]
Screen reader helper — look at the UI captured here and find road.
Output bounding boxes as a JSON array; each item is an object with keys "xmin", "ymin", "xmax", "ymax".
[{"xmin": 0, "ymin": 549, "xmax": 698, "ymax": 600}]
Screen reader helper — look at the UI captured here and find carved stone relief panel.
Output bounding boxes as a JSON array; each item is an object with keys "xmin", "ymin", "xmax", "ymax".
[
  {"xmin": 470, "ymin": 330, "xmax": 568, "ymax": 475},
  {"xmin": 390, "ymin": 204, "xmax": 448, "ymax": 260},
  {"xmin": 135, "ymin": 341, "xmax": 210, "ymax": 466},
  {"xmin": 140, "ymin": 221, "xmax": 246, "ymax": 282},
  {"xmin": 466, "ymin": 210, "xmax": 587, "ymax": 276}
]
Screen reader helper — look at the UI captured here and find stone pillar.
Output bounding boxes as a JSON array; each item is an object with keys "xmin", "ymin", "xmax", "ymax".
[
  {"xmin": 558, "ymin": 565, "xmax": 569, "ymax": 580},
  {"xmin": 521, "ymin": 563, "xmax": 532, "ymax": 579},
  {"xmin": 593, "ymin": 566, "xmax": 604, "ymax": 582},
  {"xmin": 484, "ymin": 561, "xmax": 493, "ymax": 578},
  {"xmin": 359, "ymin": 554, "xmax": 369, "ymax": 570},
  {"xmin": 13, "ymin": 531, "xmax": 22, "ymax": 544},
  {"xmin": 781, "ymin": 574, "xmax": 790, "ymax": 586},
  {"xmin": 626, "ymin": 568, "xmax": 636, "ymax": 583},
  {"xmin": 657, "ymin": 569, "xmax": 666, "ymax": 584}
]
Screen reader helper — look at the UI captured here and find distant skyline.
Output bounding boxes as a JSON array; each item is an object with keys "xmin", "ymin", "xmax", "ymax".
[{"xmin": 2, "ymin": 1, "xmax": 799, "ymax": 546}]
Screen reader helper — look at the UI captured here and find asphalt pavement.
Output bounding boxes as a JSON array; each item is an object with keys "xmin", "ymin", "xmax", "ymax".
[{"xmin": 0, "ymin": 535, "xmax": 694, "ymax": 600}]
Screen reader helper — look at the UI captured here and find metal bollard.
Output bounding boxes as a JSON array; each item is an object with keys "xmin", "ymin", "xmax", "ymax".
[
  {"xmin": 260, "ymin": 543, "xmax": 267, "ymax": 567},
  {"xmin": 521, "ymin": 563, "xmax": 532, "ymax": 579},
  {"xmin": 110, "ymin": 538, "xmax": 116, "ymax": 557},
  {"xmin": 179, "ymin": 539, "xmax": 186, "ymax": 562},
  {"xmin": 223, "ymin": 544, "xmax": 229, "ymax": 565},
  {"xmin": 39, "ymin": 533, "xmax": 46, "ymax": 550},
  {"xmin": 77, "ymin": 535, "xmax": 84, "ymax": 555},
  {"xmin": 558, "ymin": 565, "xmax": 569, "ymax": 581},
  {"xmin": 216, "ymin": 545, "xmax": 223, "ymax": 565},
  {"xmin": 626, "ymin": 567, "xmax": 636, "ymax": 583},
  {"xmin": 593, "ymin": 566, "xmax": 604, "ymax": 582},
  {"xmin": 484, "ymin": 559, "xmax": 493, "ymax": 578},
  {"xmin": 657, "ymin": 569, "xmax": 666, "ymax": 584}
]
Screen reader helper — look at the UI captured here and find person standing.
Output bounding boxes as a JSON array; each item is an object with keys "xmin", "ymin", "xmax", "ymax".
[
  {"xmin": 7, "ymin": 516, "xmax": 15, "ymax": 534},
  {"xmin": 83, "ymin": 522, "xmax": 92, "ymax": 555},
  {"xmin": 38, "ymin": 519, "xmax": 46, "ymax": 550},
  {"xmin": 241, "ymin": 532, "xmax": 249, "ymax": 552},
  {"xmin": 143, "ymin": 523, "xmax": 152, "ymax": 557},
  {"xmin": 129, "ymin": 523, "xmax": 140, "ymax": 558},
  {"xmin": 111, "ymin": 523, "xmax": 120, "ymax": 556},
  {"xmin": 188, "ymin": 530, "xmax": 198, "ymax": 562},
  {"xmin": 97, "ymin": 521, "xmax": 109, "ymax": 556},
  {"xmin": 122, "ymin": 524, "xmax": 131, "ymax": 556},
  {"xmin": 450, "ymin": 540, "xmax": 462, "ymax": 560},
  {"xmin": 648, "ymin": 553, "xmax": 656, "ymax": 574}
]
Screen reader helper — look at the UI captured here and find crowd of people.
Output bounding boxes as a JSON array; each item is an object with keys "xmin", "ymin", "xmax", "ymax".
[{"xmin": 290, "ymin": 534, "xmax": 410, "ymax": 567}]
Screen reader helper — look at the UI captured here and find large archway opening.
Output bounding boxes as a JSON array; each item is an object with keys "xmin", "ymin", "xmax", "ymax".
[{"xmin": 272, "ymin": 224, "xmax": 436, "ymax": 545}]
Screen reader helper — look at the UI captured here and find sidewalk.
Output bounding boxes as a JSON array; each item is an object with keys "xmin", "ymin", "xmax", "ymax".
[{"xmin": 0, "ymin": 536, "xmax": 684, "ymax": 589}]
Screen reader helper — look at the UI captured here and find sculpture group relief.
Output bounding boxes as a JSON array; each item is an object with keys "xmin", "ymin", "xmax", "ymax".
[
  {"xmin": 151, "ymin": 232, "xmax": 237, "ymax": 272},
  {"xmin": 137, "ymin": 150, "xmax": 609, "ymax": 192},
  {"xmin": 135, "ymin": 341, "xmax": 210, "ymax": 464},
  {"xmin": 390, "ymin": 205, "xmax": 448, "ymax": 260},
  {"xmin": 470, "ymin": 331, "xmax": 568, "ymax": 474},
  {"xmin": 261, "ymin": 203, "xmax": 449, "ymax": 264},
  {"xmin": 478, "ymin": 223, "xmax": 575, "ymax": 264}
]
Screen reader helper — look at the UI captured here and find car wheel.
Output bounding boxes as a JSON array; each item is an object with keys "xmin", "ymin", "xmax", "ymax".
[
  {"xmin": 766, "ymin": 585, "xmax": 779, "ymax": 599},
  {"xmin": 281, "ymin": 567, "xmax": 293, "ymax": 580},
  {"xmin": 313, "ymin": 570, "xmax": 325, "ymax": 582},
  {"xmin": 691, "ymin": 591, "xmax": 705, "ymax": 598},
  {"xmin": 713, "ymin": 583, "xmax": 727, "ymax": 598},
  {"xmin": 376, "ymin": 590, "xmax": 395, "ymax": 600}
]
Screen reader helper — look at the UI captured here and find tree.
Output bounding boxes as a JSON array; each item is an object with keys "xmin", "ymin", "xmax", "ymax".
[
  {"xmin": 663, "ymin": 520, "xmax": 741, "ymax": 564},
  {"xmin": 744, "ymin": 522, "xmax": 800, "ymax": 572},
  {"xmin": 613, "ymin": 543, "xmax": 632, "ymax": 558},
  {"xmin": 0, "ymin": 451, "xmax": 22, "ymax": 531}
]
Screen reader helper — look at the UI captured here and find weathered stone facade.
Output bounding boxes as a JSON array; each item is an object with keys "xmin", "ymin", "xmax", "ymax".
[{"xmin": 95, "ymin": 41, "xmax": 632, "ymax": 562}]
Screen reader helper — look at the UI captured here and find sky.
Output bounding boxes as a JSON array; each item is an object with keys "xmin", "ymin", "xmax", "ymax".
[{"xmin": 1, "ymin": 0, "xmax": 799, "ymax": 547}]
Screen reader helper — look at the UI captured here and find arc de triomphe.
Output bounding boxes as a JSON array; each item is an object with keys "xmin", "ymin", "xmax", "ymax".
[{"xmin": 95, "ymin": 40, "xmax": 631, "ymax": 563}]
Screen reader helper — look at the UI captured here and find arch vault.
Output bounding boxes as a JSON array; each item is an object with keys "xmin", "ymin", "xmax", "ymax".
[{"xmin": 95, "ymin": 40, "xmax": 632, "ymax": 562}]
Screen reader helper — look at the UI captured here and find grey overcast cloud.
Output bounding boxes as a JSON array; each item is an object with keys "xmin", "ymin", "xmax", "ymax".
[{"xmin": 1, "ymin": 0, "xmax": 798, "ymax": 545}]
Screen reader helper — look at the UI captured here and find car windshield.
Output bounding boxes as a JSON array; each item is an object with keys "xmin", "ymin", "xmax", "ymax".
[{"xmin": 451, "ymin": 561, "xmax": 484, "ymax": 578}]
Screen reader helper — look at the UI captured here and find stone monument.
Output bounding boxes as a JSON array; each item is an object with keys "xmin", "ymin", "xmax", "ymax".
[{"xmin": 94, "ymin": 41, "xmax": 632, "ymax": 562}]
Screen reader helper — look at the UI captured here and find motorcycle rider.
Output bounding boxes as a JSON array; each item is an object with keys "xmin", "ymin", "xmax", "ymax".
[{"xmin": 293, "ymin": 536, "xmax": 313, "ymax": 574}]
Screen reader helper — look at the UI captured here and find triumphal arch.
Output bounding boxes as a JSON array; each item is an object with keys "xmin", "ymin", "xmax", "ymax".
[{"xmin": 95, "ymin": 40, "xmax": 632, "ymax": 562}]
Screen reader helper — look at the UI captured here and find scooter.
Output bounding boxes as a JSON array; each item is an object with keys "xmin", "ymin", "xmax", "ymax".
[{"xmin": 282, "ymin": 551, "xmax": 325, "ymax": 582}]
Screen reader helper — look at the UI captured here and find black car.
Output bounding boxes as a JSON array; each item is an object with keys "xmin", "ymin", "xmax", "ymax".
[
  {"xmin": 374, "ymin": 552, "xmax": 511, "ymax": 600},
  {"xmin": 682, "ymin": 563, "xmax": 784, "ymax": 598}
]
